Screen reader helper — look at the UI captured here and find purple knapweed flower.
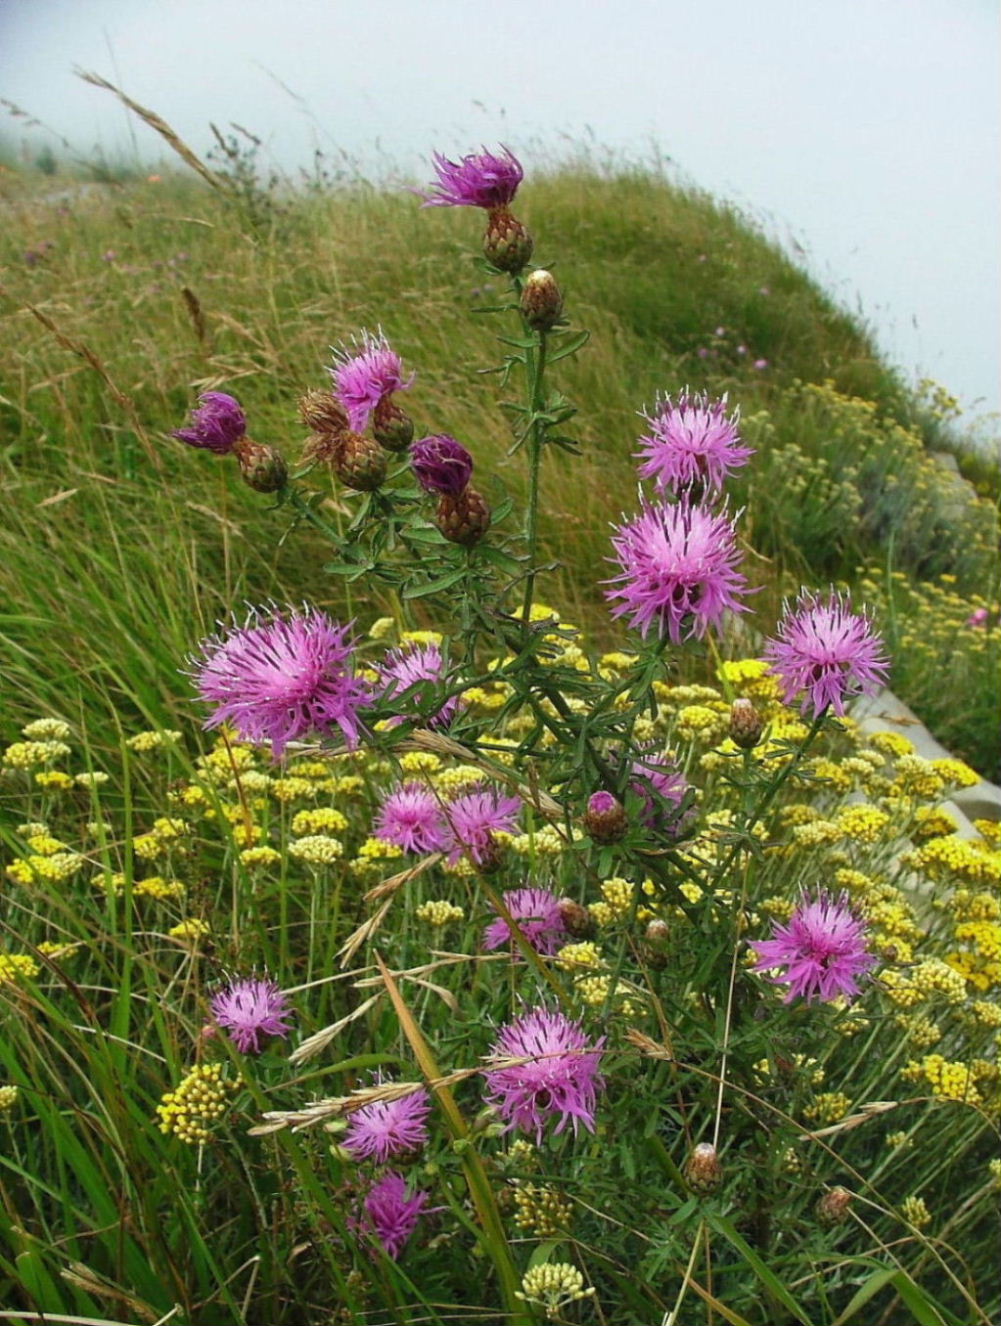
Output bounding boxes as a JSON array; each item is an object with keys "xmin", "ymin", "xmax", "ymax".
[
  {"xmin": 966, "ymin": 607, "xmax": 988, "ymax": 628},
  {"xmin": 358, "ymin": 1171, "xmax": 429, "ymax": 1260},
  {"xmin": 191, "ymin": 607, "xmax": 370, "ymax": 758},
  {"xmin": 443, "ymin": 785, "xmax": 522, "ymax": 865},
  {"xmin": 635, "ymin": 391, "xmax": 752, "ymax": 495},
  {"xmin": 374, "ymin": 784, "xmax": 449, "ymax": 855},
  {"xmin": 173, "ymin": 391, "xmax": 247, "ymax": 454},
  {"xmin": 605, "ymin": 499, "xmax": 750, "ymax": 642},
  {"xmin": 484, "ymin": 1006, "xmax": 605, "ymax": 1142},
  {"xmin": 628, "ymin": 751, "xmax": 696, "ymax": 837},
  {"xmin": 342, "ymin": 1080, "xmax": 432, "ymax": 1163},
  {"xmin": 422, "ymin": 146, "xmax": 523, "ymax": 210},
  {"xmin": 411, "ymin": 434, "xmax": 474, "ymax": 496},
  {"xmin": 483, "ymin": 887, "xmax": 568, "ymax": 956},
  {"xmin": 378, "ymin": 642, "xmax": 460, "ymax": 729},
  {"xmin": 752, "ymin": 891, "xmax": 876, "ymax": 1003},
  {"xmin": 210, "ymin": 977, "xmax": 293, "ymax": 1053},
  {"xmin": 330, "ymin": 329, "xmax": 414, "ymax": 433},
  {"xmin": 764, "ymin": 590, "xmax": 889, "ymax": 719}
]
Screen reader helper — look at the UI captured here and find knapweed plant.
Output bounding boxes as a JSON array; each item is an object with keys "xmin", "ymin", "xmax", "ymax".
[{"xmin": 2, "ymin": 146, "xmax": 999, "ymax": 1326}]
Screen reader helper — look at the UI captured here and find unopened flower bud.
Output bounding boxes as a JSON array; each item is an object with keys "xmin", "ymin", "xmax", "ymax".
[
  {"xmin": 817, "ymin": 1186, "xmax": 853, "ymax": 1225},
  {"xmin": 520, "ymin": 269, "xmax": 563, "ymax": 331},
  {"xmin": 644, "ymin": 918, "xmax": 670, "ymax": 946},
  {"xmin": 298, "ymin": 389, "xmax": 349, "ymax": 436},
  {"xmin": 729, "ymin": 698, "xmax": 764, "ymax": 749},
  {"xmin": 685, "ymin": 1142, "xmax": 723, "ymax": 1193},
  {"xmin": 233, "ymin": 438, "xmax": 288, "ymax": 493},
  {"xmin": 484, "ymin": 207, "xmax": 533, "ymax": 274},
  {"xmin": 331, "ymin": 431, "xmax": 387, "ymax": 491},
  {"xmin": 556, "ymin": 897, "xmax": 592, "ymax": 938},
  {"xmin": 412, "ymin": 434, "xmax": 474, "ymax": 495},
  {"xmin": 372, "ymin": 397, "xmax": 414, "ymax": 452},
  {"xmin": 584, "ymin": 790, "xmax": 628, "ymax": 844},
  {"xmin": 436, "ymin": 486, "xmax": 491, "ymax": 546}
]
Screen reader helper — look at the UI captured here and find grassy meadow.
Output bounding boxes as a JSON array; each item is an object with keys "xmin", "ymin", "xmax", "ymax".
[{"xmin": 0, "ymin": 136, "xmax": 999, "ymax": 1326}]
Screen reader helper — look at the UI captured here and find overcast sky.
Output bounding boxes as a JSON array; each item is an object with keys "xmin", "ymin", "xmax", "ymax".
[{"xmin": 2, "ymin": 0, "xmax": 998, "ymax": 424}]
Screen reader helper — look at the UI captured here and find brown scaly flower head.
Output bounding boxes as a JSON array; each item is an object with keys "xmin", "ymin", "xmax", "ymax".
[
  {"xmin": 437, "ymin": 487, "xmax": 491, "ymax": 546},
  {"xmin": 329, "ymin": 431, "xmax": 387, "ymax": 492}
]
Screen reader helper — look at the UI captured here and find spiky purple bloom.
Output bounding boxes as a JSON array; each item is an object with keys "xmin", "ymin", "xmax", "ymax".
[
  {"xmin": 358, "ymin": 1171, "xmax": 429, "ymax": 1260},
  {"xmin": 629, "ymin": 751, "xmax": 696, "ymax": 837},
  {"xmin": 483, "ymin": 887, "xmax": 568, "ymax": 956},
  {"xmin": 422, "ymin": 146, "xmax": 523, "ymax": 209},
  {"xmin": 764, "ymin": 590, "xmax": 889, "ymax": 718},
  {"xmin": 210, "ymin": 977, "xmax": 293, "ymax": 1053},
  {"xmin": 484, "ymin": 1006, "xmax": 605, "ymax": 1142},
  {"xmin": 752, "ymin": 891, "xmax": 876, "ymax": 1003},
  {"xmin": 342, "ymin": 1081, "xmax": 432, "ymax": 1163},
  {"xmin": 605, "ymin": 499, "xmax": 749, "ymax": 642},
  {"xmin": 443, "ymin": 785, "xmax": 522, "ymax": 865},
  {"xmin": 377, "ymin": 642, "xmax": 460, "ymax": 730},
  {"xmin": 173, "ymin": 391, "xmax": 247, "ymax": 454},
  {"xmin": 374, "ymin": 784, "xmax": 449, "ymax": 854},
  {"xmin": 636, "ymin": 391, "xmax": 752, "ymax": 495},
  {"xmin": 411, "ymin": 434, "xmax": 474, "ymax": 496},
  {"xmin": 191, "ymin": 607, "xmax": 370, "ymax": 758},
  {"xmin": 330, "ymin": 330, "xmax": 414, "ymax": 433}
]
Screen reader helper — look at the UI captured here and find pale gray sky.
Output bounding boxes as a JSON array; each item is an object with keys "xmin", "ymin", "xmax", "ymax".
[{"xmin": 2, "ymin": 0, "xmax": 998, "ymax": 421}]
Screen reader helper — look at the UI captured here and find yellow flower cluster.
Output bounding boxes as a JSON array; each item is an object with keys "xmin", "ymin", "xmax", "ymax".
[
  {"xmin": 414, "ymin": 899, "xmax": 464, "ymax": 927},
  {"xmin": 516, "ymin": 1263, "xmax": 594, "ymax": 1316},
  {"xmin": 239, "ymin": 846, "xmax": 282, "ymax": 869},
  {"xmin": 126, "ymin": 729, "xmax": 181, "ymax": 752},
  {"xmin": 556, "ymin": 942, "xmax": 603, "ymax": 972},
  {"xmin": 168, "ymin": 918, "xmax": 211, "ymax": 945},
  {"xmin": 587, "ymin": 877, "xmax": 637, "ymax": 927},
  {"xmin": 156, "ymin": 1063, "xmax": 234, "ymax": 1143},
  {"xmin": 906, "ymin": 838, "xmax": 1001, "ymax": 888},
  {"xmin": 6, "ymin": 851, "xmax": 83, "ymax": 884},
  {"xmin": 512, "ymin": 1182, "xmax": 573, "ymax": 1236},
  {"xmin": 835, "ymin": 804, "xmax": 890, "ymax": 843},
  {"xmin": 902, "ymin": 1055, "xmax": 982, "ymax": 1106},
  {"xmin": 900, "ymin": 1195, "xmax": 931, "ymax": 1229},
  {"xmin": 288, "ymin": 835, "xmax": 344, "ymax": 866},
  {"xmin": 803, "ymin": 1092, "xmax": 852, "ymax": 1124},
  {"xmin": 134, "ymin": 876, "xmax": 186, "ymax": 902},
  {"xmin": 0, "ymin": 953, "xmax": 41, "ymax": 984},
  {"xmin": 0, "ymin": 1084, "xmax": 20, "ymax": 1110},
  {"xmin": 3, "ymin": 740, "xmax": 72, "ymax": 769},
  {"xmin": 290, "ymin": 807, "xmax": 349, "ymax": 836}
]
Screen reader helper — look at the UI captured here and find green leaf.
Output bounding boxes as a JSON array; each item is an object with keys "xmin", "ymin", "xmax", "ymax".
[
  {"xmin": 547, "ymin": 328, "xmax": 590, "ymax": 362},
  {"xmin": 401, "ymin": 568, "xmax": 468, "ymax": 599},
  {"xmin": 474, "ymin": 545, "xmax": 525, "ymax": 574},
  {"xmin": 888, "ymin": 1270, "xmax": 958, "ymax": 1326},
  {"xmin": 703, "ymin": 1212, "xmax": 813, "ymax": 1325}
]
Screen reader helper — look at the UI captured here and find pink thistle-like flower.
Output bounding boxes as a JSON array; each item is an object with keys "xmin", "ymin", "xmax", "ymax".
[
  {"xmin": 330, "ymin": 329, "xmax": 414, "ymax": 433},
  {"xmin": 377, "ymin": 642, "xmax": 460, "ymax": 730},
  {"xmin": 764, "ymin": 590, "xmax": 889, "ymax": 718},
  {"xmin": 628, "ymin": 751, "xmax": 696, "ymax": 837},
  {"xmin": 173, "ymin": 391, "xmax": 247, "ymax": 454},
  {"xmin": 635, "ymin": 391, "xmax": 752, "ymax": 495},
  {"xmin": 966, "ymin": 607, "xmax": 988, "ymax": 628},
  {"xmin": 484, "ymin": 1006, "xmax": 605, "ymax": 1142},
  {"xmin": 752, "ymin": 891, "xmax": 876, "ymax": 1003},
  {"xmin": 443, "ymin": 785, "xmax": 522, "ymax": 865},
  {"xmin": 210, "ymin": 977, "xmax": 293, "ymax": 1053},
  {"xmin": 343, "ymin": 1081, "xmax": 432, "ymax": 1163},
  {"xmin": 605, "ymin": 499, "xmax": 749, "ymax": 642},
  {"xmin": 358, "ymin": 1171, "xmax": 429, "ymax": 1260},
  {"xmin": 411, "ymin": 434, "xmax": 474, "ymax": 496},
  {"xmin": 374, "ymin": 784, "xmax": 449, "ymax": 854},
  {"xmin": 191, "ymin": 607, "xmax": 371, "ymax": 758},
  {"xmin": 422, "ymin": 146, "xmax": 523, "ymax": 209},
  {"xmin": 483, "ymin": 887, "xmax": 568, "ymax": 956}
]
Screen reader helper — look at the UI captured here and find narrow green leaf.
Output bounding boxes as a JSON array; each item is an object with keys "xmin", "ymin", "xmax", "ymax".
[
  {"xmin": 547, "ymin": 328, "xmax": 590, "ymax": 362},
  {"xmin": 704, "ymin": 1212, "xmax": 813, "ymax": 1325},
  {"xmin": 401, "ymin": 568, "xmax": 469, "ymax": 599}
]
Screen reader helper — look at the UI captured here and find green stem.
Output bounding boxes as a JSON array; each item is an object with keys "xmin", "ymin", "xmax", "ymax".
[{"xmin": 519, "ymin": 329, "xmax": 548, "ymax": 632}]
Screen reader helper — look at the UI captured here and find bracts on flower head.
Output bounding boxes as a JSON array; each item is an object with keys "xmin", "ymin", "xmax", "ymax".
[
  {"xmin": 436, "ymin": 487, "xmax": 491, "ymax": 546},
  {"xmin": 173, "ymin": 390, "xmax": 288, "ymax": 493}
]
